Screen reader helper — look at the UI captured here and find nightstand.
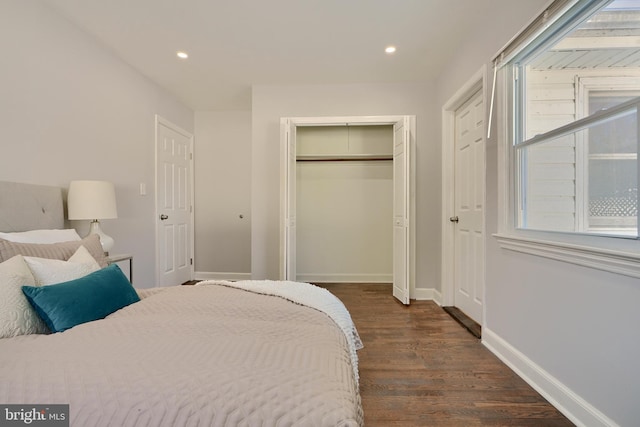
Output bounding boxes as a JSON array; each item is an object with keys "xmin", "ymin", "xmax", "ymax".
[{"xmin": 107, "ymin": 253, "xmax": 133, "ymax": 283}]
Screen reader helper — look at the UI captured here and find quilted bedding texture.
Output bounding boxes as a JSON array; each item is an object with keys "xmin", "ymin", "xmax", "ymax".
[
  {"xmin": 0, "ymin": 283, "xmax": 364, "ymax": 427},
  {"xmin": 198, "ymin": 279, "xmax": 364, "ymax": 385}
]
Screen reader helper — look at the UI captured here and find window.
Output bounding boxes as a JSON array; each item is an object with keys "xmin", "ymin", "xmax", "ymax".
[
  {"xmin": 510, "ymin": 0, "xmax": 640, "ymax": 239},
  {"xmin": 584, "ymin": 88, "xmax": 639, "ymax": 233},
  {"xmin": 496, "ymin": 0, "xmax": 640, "ymax": 277}
]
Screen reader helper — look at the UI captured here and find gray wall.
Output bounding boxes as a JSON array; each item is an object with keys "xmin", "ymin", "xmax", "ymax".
[
  {"xmin": 250, "ymin": 82, "xmax": 439, "ymax": 293},
  {"xmin": 193, "ymin": 111, "xmax": 251, "ymax": 279},
  {"xmin": 435, "ymin": 0, "xmax": 640, "ymax": 425},
  {"xmin": 0, "ymin": 0, "xmax": 194, "ymax": 287}
]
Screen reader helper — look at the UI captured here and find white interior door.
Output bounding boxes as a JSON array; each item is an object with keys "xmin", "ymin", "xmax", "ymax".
[
  {"xmin": 156, "ymin": 116, "xmax": 194, "ymax": 287},
  {"xmin": 393, "ymin": 118, "xmax": 410, "ymax": 305},
  {"xmin": 282, "ymin": 119, "xmax": 297, "ymax": 280},
  {"xmin": 453, "ymin": 89, "xmax": 485, "ymax": 323}
]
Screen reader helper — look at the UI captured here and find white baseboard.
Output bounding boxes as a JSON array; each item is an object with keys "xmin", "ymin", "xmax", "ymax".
[
  {"xmin": 412, "ymin": 287, "xmax": 442, "ymax": 304},
  {"xmin": 295, "ymin": 273, "xmax": 392, "ymax": 283},
  {"xmin": 482, "ymin": 328, "xmax": 618, "ymax": 427},
  {"xmin": 194, "ymin": 271, "xmax": 252, "ymax": 281}
]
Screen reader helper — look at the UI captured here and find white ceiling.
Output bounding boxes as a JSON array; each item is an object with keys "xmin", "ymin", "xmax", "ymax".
[{"xmin": 43, "ymin": 0, "xmax": 542, "ymax": 111}]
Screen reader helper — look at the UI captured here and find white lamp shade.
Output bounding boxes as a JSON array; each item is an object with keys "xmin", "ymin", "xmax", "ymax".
[{"xmin": 67, "ymin": 180, "xmax": 118, "ymax": 220}]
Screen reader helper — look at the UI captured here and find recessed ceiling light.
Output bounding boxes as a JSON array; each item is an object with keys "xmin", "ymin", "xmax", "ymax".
[
  {"xmin": 385, "ymin": 46, "xmax": 397, "ymax": 54},
  {"xmin": 176, "ymin": 51, "xmax": 189, "ymax": 59}
]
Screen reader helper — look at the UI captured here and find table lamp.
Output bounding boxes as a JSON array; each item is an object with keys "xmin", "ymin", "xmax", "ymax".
[{"xmin": 67, "ymin": 180, "xmax": 118, "ymax": 254}]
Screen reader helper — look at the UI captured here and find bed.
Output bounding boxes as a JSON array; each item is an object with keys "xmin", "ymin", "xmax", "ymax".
[{"xmin": 0, "ymin": 181, "xmax": 364, "ymax": 427}]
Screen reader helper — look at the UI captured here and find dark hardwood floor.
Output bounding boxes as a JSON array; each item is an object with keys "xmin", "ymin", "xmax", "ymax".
[{"xmin": 317, "ymin": 283, "xmax": 574, "ymax": 427}]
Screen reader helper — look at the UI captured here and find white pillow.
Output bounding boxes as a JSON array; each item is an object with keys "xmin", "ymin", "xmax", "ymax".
[
  {"xmin": 24, "ymin": 245, "xmax": 101, "ymax": 286},
  {"xmin": 0, "ymin": 255, "xmax": 49, "ymax": 338},
  {"xmin": 0, "ymin": 229, "xmax": 81, "ymax": 244}
]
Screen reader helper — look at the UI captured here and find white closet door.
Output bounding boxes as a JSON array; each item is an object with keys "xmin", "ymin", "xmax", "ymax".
[
  {"xmin": 281, "ymin": 119, "xmax": 297, "ymax": 280},
  {"xmin": 393, "ymin": 118, "xmax": 410, "ymax": 305}
]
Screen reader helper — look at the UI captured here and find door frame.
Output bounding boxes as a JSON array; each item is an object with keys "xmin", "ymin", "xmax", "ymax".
[
  {"xmin": 154, "ymin": 114, "xmax": 195, "ymax": 285},
  {"xmin": 441, "ymin": 66, "xmax": 487, "ymax": 309},
  {"xmin": 280, "ymin": 115, "xmax": 416, "ymax": 298}
]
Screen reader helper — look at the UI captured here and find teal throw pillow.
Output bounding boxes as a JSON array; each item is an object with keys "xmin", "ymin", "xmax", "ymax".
[{"xmin": 22, "ymin": 264, "xmax": 140, "ymax": 333}]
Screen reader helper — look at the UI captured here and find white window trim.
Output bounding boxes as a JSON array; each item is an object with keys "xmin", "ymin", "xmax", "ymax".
[
  {"xmin": 494, "ymin": 233, "xmax": 640, "ymax": 278},
  {"xmin": 495, "ymin": 68, "xmax": 640, "ymax": 279}
]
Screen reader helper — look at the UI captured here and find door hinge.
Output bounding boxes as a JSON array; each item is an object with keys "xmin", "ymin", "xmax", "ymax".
[
  {"xmin": 514, "ymin": 66, "xmax": 519, "ymax": 81},
  {"xmin": 190, "ymin": 152, "xmax": 193, "ymax": 160},
  {"xmin": 190, "ymin": 258, "xmax": 193, "ymax": 265}
]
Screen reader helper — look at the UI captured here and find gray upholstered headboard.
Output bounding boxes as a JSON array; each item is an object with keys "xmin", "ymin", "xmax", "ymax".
[{"xmin": 0, "ymin": 181, "xmax": 65, "ymax": 232}]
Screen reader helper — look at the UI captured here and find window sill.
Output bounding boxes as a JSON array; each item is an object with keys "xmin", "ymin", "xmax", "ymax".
[{"xmin": 493, "ymin": 233, "xmax": 640, "ymax": 279}]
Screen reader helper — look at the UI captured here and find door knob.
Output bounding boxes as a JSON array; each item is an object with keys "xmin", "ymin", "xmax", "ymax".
[
  {"xmin": 449, "ymin": 216, "xmax": 459, "ymax": 223},
  {"xmin": 160, "ymin": 214, "xmax": 169, "ymax": 220}
]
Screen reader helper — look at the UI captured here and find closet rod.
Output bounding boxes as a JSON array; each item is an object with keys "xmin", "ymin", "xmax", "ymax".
[{"xmin": 296, "ymin": 156, "xmax": 392, "ymax": 162}]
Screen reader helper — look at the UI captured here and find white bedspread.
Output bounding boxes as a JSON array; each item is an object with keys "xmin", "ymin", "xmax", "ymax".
[
  {"xmin": 0, "ymin": 283, "xmax": 363, "ymax": 426},
  {"xmin": 198, "ymin": 279, "xmax": 363, "ymax": 383}
]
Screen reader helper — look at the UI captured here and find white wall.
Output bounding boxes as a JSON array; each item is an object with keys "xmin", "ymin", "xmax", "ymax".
[
  {"xmin": 0, "ymin": 0, "xmax": 193, "ymax": 287},
  {"xmin": 251, "ymin": 82, "xmax": 439, "ymax": 293},
  {"xmin": 435, "ymin": 0, "xmax": 640, "ymax": 425},
  {"xmin": 193, "ymin": 111, "xmax": 251, "ymax": 279}
]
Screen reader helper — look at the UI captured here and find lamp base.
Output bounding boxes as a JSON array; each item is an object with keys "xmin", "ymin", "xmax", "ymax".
[{"xmin": 88, "ymin": 220, "xmax": 114, "ymax": 255}]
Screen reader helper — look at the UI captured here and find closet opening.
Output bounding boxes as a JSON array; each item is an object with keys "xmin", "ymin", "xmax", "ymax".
[
  {"xmin": 280, "ymin": 115, "xmax": 415, "ymax": 304},
  {"xmin": 295, "ymin": 125, "xmax": 393, "ymax": 284}
]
